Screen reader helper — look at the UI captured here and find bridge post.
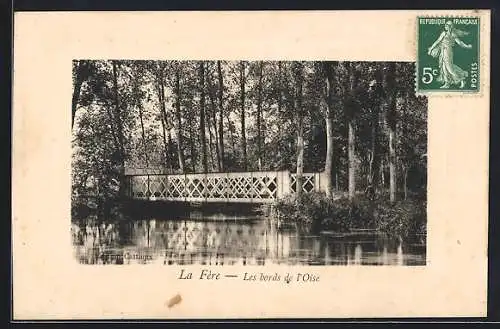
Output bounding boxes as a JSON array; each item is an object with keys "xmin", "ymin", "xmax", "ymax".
[
  {"xmin": 314, "ymin": 172, "xmax": 321, "ymax": 192},
  {"xmin": 203, "ymin": 173, "xmax": 208, "ymax": 203},
  {"xmin": 147, "ymin": 174, "xmax": 150, "ymax": 199},
  {"xmin": 183, "ymin": 173, "xmax": 187, "ymax": 203},
  {"xmin": 163, "ymin": 173, "xmax": 168, "ymax": 199},
  {"xmin": 250, "ymin": 171, "xmax": 253, "ymax": 203},
  {"xmin": 277, "ymin": 170, "xmax": 291, "ymax": 199}
]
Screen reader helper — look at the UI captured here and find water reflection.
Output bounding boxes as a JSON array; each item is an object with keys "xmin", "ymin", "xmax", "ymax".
[{"xmin": 72, "ymin": 216, "xmax": 426, "ymax": 266}]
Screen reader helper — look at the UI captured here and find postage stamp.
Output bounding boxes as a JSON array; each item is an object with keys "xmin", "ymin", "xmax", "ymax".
[{"xmin": 417, "ymin": 17, "xmax": 480, "ymax": 93}]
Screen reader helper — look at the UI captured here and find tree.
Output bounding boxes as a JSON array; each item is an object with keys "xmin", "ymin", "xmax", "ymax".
[
  {"xmin": 321, "ymin": 61, "xmax": 338, "ymax": 198},
  {"xmin": 256, "ymin": 61, "xmax": 264, "ymax": 170},
  {"xmin": 71, "ymin": 61, "xmax": 94, "ymax": 129},
  {"xmin": 342, "ymin": 62, "xmax": 361, "ymax": 201},
  {"xmin": 111, "ymin": 61, "xmax": 128, "ymax": 198},
  {"xmin": 239, "ymin": 61, "xmax": 248, "ymax": 171},
  {"xmin": 217, "ymin": 61, "xmax": 225, "ymax": 172},
  {"xmin": 383, "ymin": 62, "xmax": 398, "ymax": 203},
  {"xmin": 366, "ymin": 66, "xmax": 384, "ymax": 196},
  {"xmin": 292, "ymin": 62, "xmax": 305, "ymax": 196},
  {"xmin": 71, "ymin": 60, "xmax": 428, "ymax": 221},
  {"xmin": 199, "ymin": 61, "xmax": 209, "ymax": 173},
  {"xmin": 172, "ymin": 62, "xmax": 186, "ymax": 172}
]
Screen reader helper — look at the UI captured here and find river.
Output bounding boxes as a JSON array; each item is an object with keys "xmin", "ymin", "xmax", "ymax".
[{"xmin": 72, "ymin": 210, "xmax": 426, "ymax": 266}]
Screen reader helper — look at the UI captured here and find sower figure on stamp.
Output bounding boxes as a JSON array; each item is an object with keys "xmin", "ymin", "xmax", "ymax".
[{"xmin": 427, "ymin": 20, "xmax": 472, "ymax": 89}]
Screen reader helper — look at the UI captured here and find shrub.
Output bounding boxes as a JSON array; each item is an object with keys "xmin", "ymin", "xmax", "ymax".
[
  {"xmin": 271, "ymin": 191, "xmax": 426, "ymax": 237},
  {"xmin": 373, "ymin": 199, "xmax": 426, "ymax": 237}
]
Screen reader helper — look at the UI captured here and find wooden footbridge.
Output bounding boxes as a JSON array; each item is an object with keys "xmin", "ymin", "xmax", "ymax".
[{"xmin": 126, "ymin": 169, "xmax": 326, "ymax": 204}]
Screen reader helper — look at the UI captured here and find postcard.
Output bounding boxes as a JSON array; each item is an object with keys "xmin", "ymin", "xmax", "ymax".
[{"xmin": 12, "ymin": 10, "xmax": 490, "ymax": 319}]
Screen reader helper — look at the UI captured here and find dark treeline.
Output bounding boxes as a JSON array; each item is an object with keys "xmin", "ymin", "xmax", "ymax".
[{"xmin": 72, "ymin": 60, "xmax": 427, "ymax": 215}]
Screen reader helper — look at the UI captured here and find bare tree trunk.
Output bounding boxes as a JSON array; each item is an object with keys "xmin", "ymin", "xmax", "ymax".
[
  {"xmin": 381, "ymin": 158, "xmax": 385, "ymax": 188},
  {"xmin": 389, "ymin": 126, "xmax": 397, "ymax": 203},
  {"xmin": 138, "ymin": 103, "xmax": 149, "ymax": 168},
  {"xmin": 160, "ymin": 114, "xmax": 168, "ymax": 169},
  {"xmin": 199, "ymin": 62, "xmax": 208, "ymax": 173},
  {"xmin": 323, "ymin": 62, "xmax": 336, "ymax": 198},
  {"xmin": 296, "ymin": 116, "xmax": 304, "ymax": 197},
  {"xmin": 217, "ymin": 61, "xmax": 225, "ymax": 172},
  {"xmin": 72, "ymin": 61, "xmax": 86, "ymax": 129},
  {"xmin": 294, "ymin": 62, "xmax": 304, "ymax": 197},
  {"xmin": 368, "ymin": 103, "xmax": 381, "ymax": 197},
  {"xmin": 206, "ymin": 105, "xmax": 217, "ymax": 171},
  {"xmin": 174, "ymin": 66, "xmax": 185, "ymax": 172},
  {"xmin": 348, "ymin": 121, "xmax": 356, "ymax": 200},
  {"xmin": 188, "ymin": 116, "xmax": 196, "ymax": 173},
  {"xmin": 207, "ymin": 73, "xmax": 221, "ymax": 171},
  {"xmin": 403, "ymin": 166, "xmax": 408, "ymax": 200},
  {"xmin": 384, "ymin": 63, "xmax": 398, "ymax": 203},
  {"xmin": 156, "ymin": 67, "xmax": 170, "ymax": 170},
  {"xmin": 347, "ymin": 62, "xmax": 357, "ymax": 201},
  {"xmin": 256, "ymin": 61, "xmax": 264, "ymax": 170},
  {"xmin": 111, "ymin": 61, "xmax": 126, "ymax": 198},
  {"xmin": 325, "ymin": 115, "xmax": 334, "ymax": 196},
  {"xmin": 167, "ymin": 130, "xmax": 174, "ymax": 172},
  {"xmin": 277, "ymin": 62, "xmax": 283, "ymax": 162},
  {"xmin": 239, "ymin": 61, "xmax": 247, "ymax": 171},
  {"xmin": 226, "ymin": 113, "xmax": 236, "ymax": 157},
  {"xmin": 210, "ymin": 106, "xmax": 220, "ymax": 171}
]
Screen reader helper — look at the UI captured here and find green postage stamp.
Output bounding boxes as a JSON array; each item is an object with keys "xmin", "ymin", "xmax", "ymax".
[{"xmin": 417, "ymin": 17, "xmax": 480, "ymax": 93}]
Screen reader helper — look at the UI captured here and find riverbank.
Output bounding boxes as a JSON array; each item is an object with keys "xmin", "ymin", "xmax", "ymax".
[{"xmin": 270, "ymin": 191, "xmax": 427, "ymax": 239}]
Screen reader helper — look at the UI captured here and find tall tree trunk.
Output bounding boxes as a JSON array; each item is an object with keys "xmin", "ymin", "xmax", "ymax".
[
  {"xmin": 210, "ymin": 105, "xmax": 220, "ymax": 171},
  {"xmin": 239, "ymin": 61, "xmax": 247, "ymax": 171},
  {"xmin": 347, "ymin": 62, "xmax": 357, "ymax": 201},
  {"xmin": 188, "ymin": 115, "xmax": 196, "ymax": 173},
  {"xmin": 156, "ymin": 67, "xmax": 170, "ymax": 170},
  {"xmin": 368, "ymin": 103, "xmax": 381, "ymax": 195},
  {"xmin": 276, "ymin": 61, "xmax": 283, "ymax": 162},
  {"xmin": 403, "ymin": 166, "xmax": 408, "ymax": 200},
  {"xmin": 369, "ymin": 68, "xmax": 385, "ymax": 193},
  {"xmin": 167, "ymin": 130, "xmax": 174, "ymax": 172},
  {"xmin": 389, "ymin": 123, "xmax": 397, "ymax": 203},
  {"xmin": 174, "ymin": 66, "xmax": 185, "ymax": 172},
  {"xmin": 296, "ymin": 116, "xmax": 304, "ymax": 197},
  {"xmin": 294, "ymin": 62, "xmax": 304, "ymax": 197},
  {"xmin": 256, "ymin": 61, "xmax": 264, "ymax": 170},
  {"xmin": 348, "ymin": 121, "xmax": 356, "ymax": 200},
  {"xmin": 199, "ymin": 62, "xmax": 208, "ymax": 173},
  {"xmin": 138, "ymin": 103, "xmax": 149, "ymax": 168},
  {"xmin": 207, "ymin": 74, "xmax": 221, "ymax": 171},
  {"xmin": 72, "ymin": 61, "xmax": 86, "ymax": 129},
  {"xmin": 160, "ymin": 114, "xmax": 169, "ymax": 169},
  {"xmin": 206, "ymin": 103, "xmax": 217, "ymax": 171},
  {"xmin": 226, "ymin": 113, "xmax": 236, "ymax": 157},
  {"xmin": 381, "ymin": 158, "xmax": 385, "ymax": 188},
  {"xmin": 323, "ymin": 62, "xmax": 336, "ymax": 198},
  {"xmin": 217, "ymin": 61, "xmax": 225, "ymax": 172},
  {"xmin": 111, "ymin": 61, "xmax": 126, "ymax": 198},
  {"xmin": 385, "ymin": 63, "xmax": 398, "ymax": 203}
]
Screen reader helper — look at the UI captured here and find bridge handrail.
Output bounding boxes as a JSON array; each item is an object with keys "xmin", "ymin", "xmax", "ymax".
[{"xmin": 126, "ymin": 170, "xmax": 324, "ymax": 203}]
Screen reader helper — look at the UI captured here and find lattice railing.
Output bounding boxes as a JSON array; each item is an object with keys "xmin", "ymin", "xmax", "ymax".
[
  {"xmin": 128, "ymin": 170, "xmax": 322, "ymax": 203},
  {"xmin": 290, "ymin": 173, "xmax": 318, "ymax": 193}
]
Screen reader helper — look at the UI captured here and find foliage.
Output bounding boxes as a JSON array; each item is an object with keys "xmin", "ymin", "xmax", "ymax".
[
  {"xmin": 71, "ymin": 60, "xmax": 427, "ymax": 225},
  {"xmin": 272, "ymin": 192, "xmax": 426, "ymax": 237}
]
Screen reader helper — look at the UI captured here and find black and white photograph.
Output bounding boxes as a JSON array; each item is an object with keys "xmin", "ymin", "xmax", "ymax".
[{"xmin": 71, "ymin": 60, "xmax": 428, "ymax": 266}]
